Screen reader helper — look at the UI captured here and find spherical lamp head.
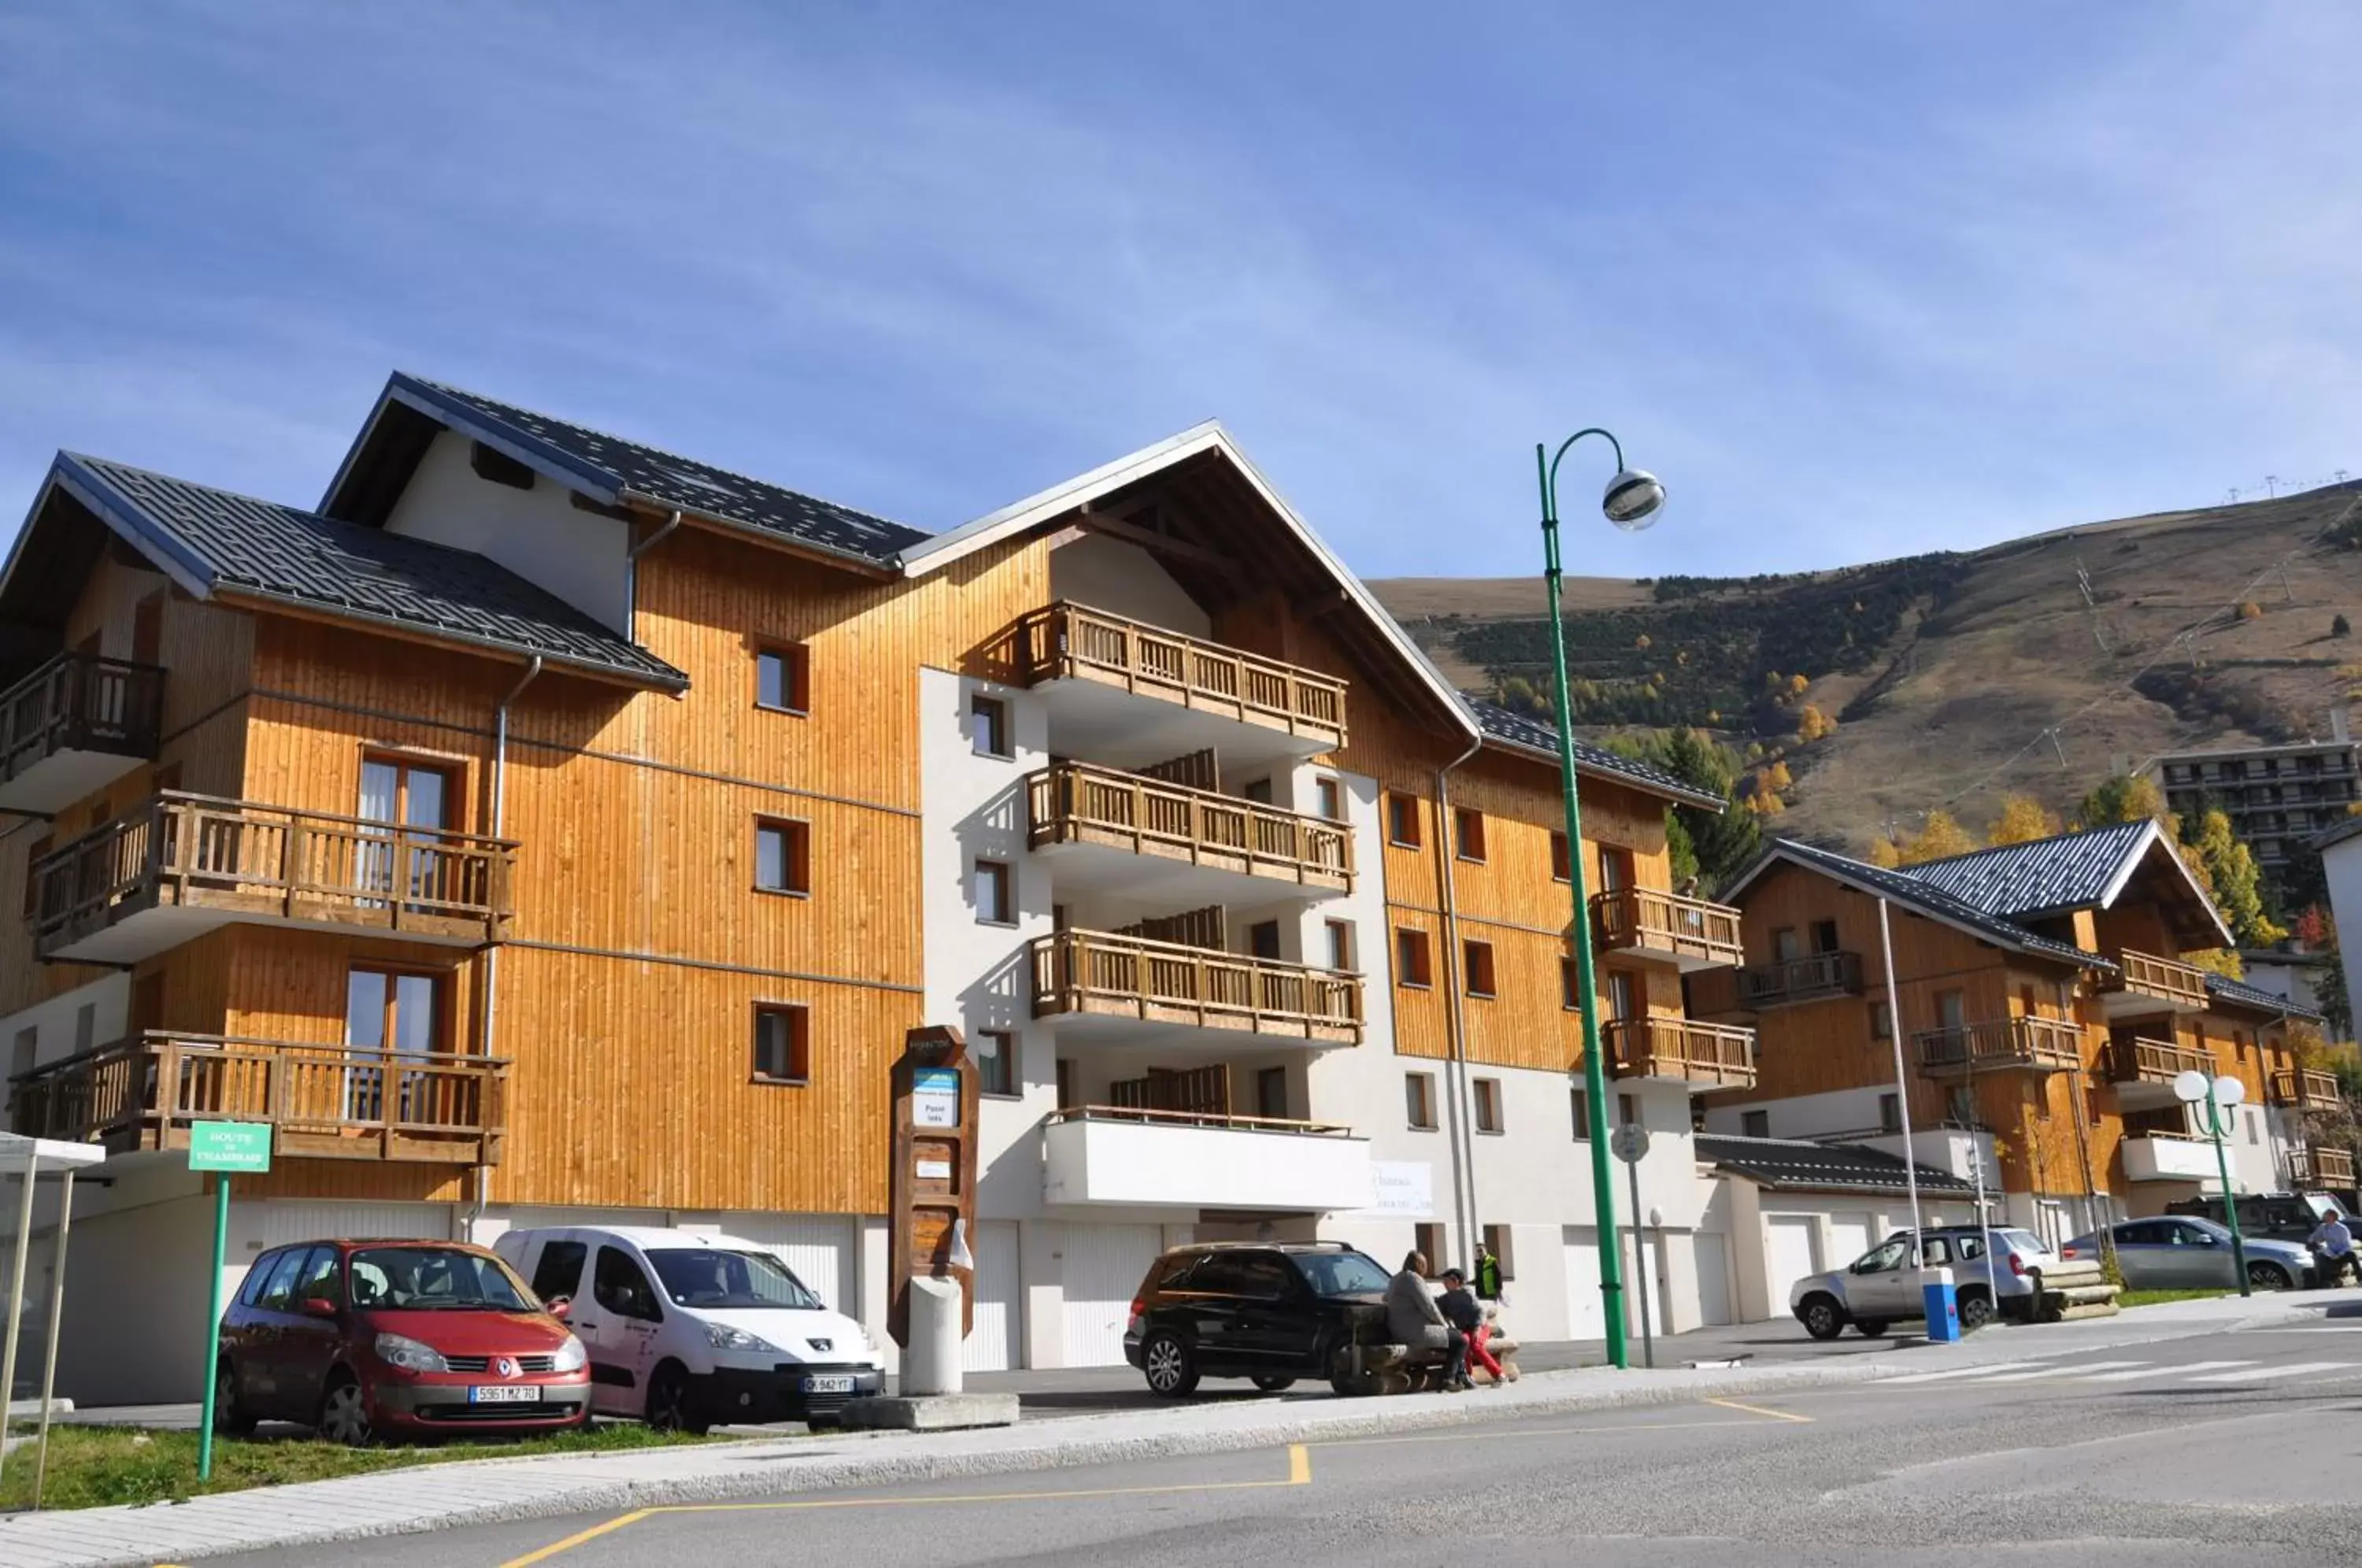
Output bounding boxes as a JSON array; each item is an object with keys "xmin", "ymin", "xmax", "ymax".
[
  {"xmin": 1601, "ymin": 468, "xmax": 1667, "ymax": 532},
  {"xmin": 2171, "ymin": 1070, "xmax": 2210, "ymax": 1105},
  {"xmin": 2213, "ymin": 1074, "xmax": 2246, "ymax": 1108}
]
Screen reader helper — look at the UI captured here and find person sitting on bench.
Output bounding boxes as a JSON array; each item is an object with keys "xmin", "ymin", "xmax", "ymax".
[
  {"xmin": 1438, "ymin": 1267, "xmax": 1504, "ymax": 1385},
  {"xmin": 1386, "ymin": 1251, "xmax": 1468, "ymax": 1392}
]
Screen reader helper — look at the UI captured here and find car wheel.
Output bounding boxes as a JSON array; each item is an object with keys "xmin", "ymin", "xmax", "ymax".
[
  {"xmin": 1250, "ymin": 1375, "xmax": 1297, "ymax": 1393},
  {"xmin": 317, "ymin": 1374, "xmax": 374, "ymax": 1448},
  {"xmin": 1853, "ymin": 1319, "xmax": 1890, "ymax": 1339},
  {"xmin": 2249, "ymin": 1260, "xmax": 2294, "ymax": 1292},
  {"xmin": 1140, "ymin": 1330, "xmax": 1199, "ymax": 1398},
  {"xmin": 1957, "ymin": 1292, "xmax": 1995, "ymax": 1333},
  {"xmin": 213, "ymin": 1361, "xmax": 257, "ymax": 1437},
  {"xmin": 645, "ymin": 1362, "xmax": 710, "ymax": 1435},
  {"xmin": 1801, "ymin": 1295, "xmax": 1846, "ymax": 1341}
]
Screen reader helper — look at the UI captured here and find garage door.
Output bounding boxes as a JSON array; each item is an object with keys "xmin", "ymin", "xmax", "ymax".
[
  {"xmin": 962, "ymin": 1220, "xmax": 1021, "ymax": 1373},
  {"xmin": 1563, "ymin": 1226, "xmax": 1605, "ymax": 1340},
  {"xmin": 1059, "ymin": 1223, "xmax": 1161, "ymax": 1367},
  {"xmin": 1826, "ymin": 1212, "xmax": 1873, "ymax": 1272},
  {"xmin": 1690, "ymin": 1233, "xmax": 1734, "ymax": 1327},
  {"xmin": 1763, "ymin": 1215, "xmax": 1820, "ymax": 1316},
  {"xmin": 716, "ymin": 1214, "xmax": 857, "ymax": 1318},
  {"xmin": 1620, "ymin": 1231, "xmax": 1667, "ymax": 1336}
]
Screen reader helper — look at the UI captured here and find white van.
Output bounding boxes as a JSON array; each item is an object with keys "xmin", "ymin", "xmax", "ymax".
[{"xmin": 494, "ymin": 1226, "xmax": 886, "ymax": 1431}]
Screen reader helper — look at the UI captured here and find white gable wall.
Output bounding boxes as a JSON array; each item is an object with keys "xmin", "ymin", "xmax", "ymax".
[
  {"xmin": 1047, "ymin": 532, "xmax": 1210, "ymax": 638},
  {"xmin": 384, "ymin": 428, "xmax": 631, "ymax": 633}
]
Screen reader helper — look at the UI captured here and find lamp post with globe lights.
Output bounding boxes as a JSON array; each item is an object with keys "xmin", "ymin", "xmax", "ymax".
[
  {"xmin": 1535, "ymin": 429, "xmax": 1667, "ymax": 1370},
  {"xmin": 2175, "ymin": 1068, "xmax": 2253, "ymax": 1296}
]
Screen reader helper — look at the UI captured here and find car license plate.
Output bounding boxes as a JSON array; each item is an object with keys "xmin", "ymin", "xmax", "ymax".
[
  {"xmin": 468, "ymin": 1385, "xmax": 539, "ymax": 1403},
  {"xmin": 803, "ymin": 1374, "xmax": 855, "ymax": 1395}
]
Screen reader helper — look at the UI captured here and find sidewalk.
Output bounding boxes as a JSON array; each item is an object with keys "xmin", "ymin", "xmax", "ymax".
[{"xmin": 1, "ymin": 1293, "xmax": 2326, "ymax": 1568}]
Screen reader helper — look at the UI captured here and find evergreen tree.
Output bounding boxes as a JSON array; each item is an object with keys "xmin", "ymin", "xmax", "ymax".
[{"xmin": 2077, "ymin": 774, "xmax": 2168, "ymax": 827}]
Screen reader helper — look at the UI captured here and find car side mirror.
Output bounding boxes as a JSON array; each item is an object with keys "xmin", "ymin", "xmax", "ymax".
[
  {"xmin": 301, "ymin": 1296, "xmax": 338, "ymax": 1318},
  {"xmin": 546, "ymin": 1296, "xmax": 572, "ymax": 1322}
]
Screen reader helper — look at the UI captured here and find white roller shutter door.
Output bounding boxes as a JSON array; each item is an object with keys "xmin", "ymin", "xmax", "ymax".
[
  {"xmin": 1690, "ymin": 1232, "xmax": 1734, "ymax": 1327},
  {"xmin": 1763, "ymin": 1215, "xmax": 1820, "ymax": 1315},
  {"xmin": 962, "ymin": 1220, "xmax": 1021, "ymax": 1373},
  {"xmin": 713, "ymin": 1214, "xmax": 857, "ymax": 1317},
  {"xmin": 1826, "ymin": 1212, "xmax": 1873, "ymax": 1271},
  {"xmin": 1563, "ymin": 1226, "xmax": 1605, "ymax": 1340},
  {"xmin": 1058, "ymin": 1223, "xmax": 1161, "ymax": 1367}
]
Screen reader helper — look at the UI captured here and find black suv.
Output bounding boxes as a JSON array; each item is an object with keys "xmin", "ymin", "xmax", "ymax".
[
  {"xmin": 1123, "ymin": 1241, "xmax": 1393, "ymax": 1398},
  {"xmin": 2166, "ymin": 1192, "xmax": 2338, "ymax": 1244}
]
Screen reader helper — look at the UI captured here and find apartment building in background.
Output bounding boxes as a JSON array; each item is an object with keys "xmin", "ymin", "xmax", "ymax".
[
  {"xmin": 3, "ymin": 372, "xmax": 1937, "ymax": 1402},
  {"xmin": 2148, "ymin": 722, "xmax": 2360, "ymax": 886},
  {"xmin": 1695, "ymin": 821, "xmax": 2345, "ymax": 1307}
]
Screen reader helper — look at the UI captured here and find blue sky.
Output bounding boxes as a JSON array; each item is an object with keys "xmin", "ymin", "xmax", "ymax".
[{"xmin": 2, "ymin": 2, "xmax": 2356, "ymax": 581}]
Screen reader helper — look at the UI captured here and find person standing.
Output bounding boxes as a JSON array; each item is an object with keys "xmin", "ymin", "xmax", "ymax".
[
  {"xmin": 1385, "ymin": 1252, "xmax": 1468, "ymax": 1392},
  {"xmin": 1438, "ymin": 1267, "xmax": 1504, "ymax": 1385}
]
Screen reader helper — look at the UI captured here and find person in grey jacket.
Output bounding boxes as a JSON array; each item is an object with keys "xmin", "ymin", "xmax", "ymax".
[{"xmin": 1385, "ymin": 1252, "xmax": 1468, "ymax": 1391}]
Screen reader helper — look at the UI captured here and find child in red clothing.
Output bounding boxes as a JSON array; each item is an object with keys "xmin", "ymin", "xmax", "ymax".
[{"xmin": 1438, "ymin": 1268, "xmax": 1505, "ymax": 1385}]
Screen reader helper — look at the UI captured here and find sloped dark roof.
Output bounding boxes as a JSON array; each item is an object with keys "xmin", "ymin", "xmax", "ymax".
[
  {"xmin": 345, "ymin": 374, "xmax": 931, "ymax": 569},
  {"xmin": 1897, "ymin": 821, "xmax": 2156, "ymax": 919},
  {"xmin": 1464, "ymin": 700, "xmax": 1728, "ymax": 810},
  {"xmin": 2204, "ymin": 971, "xmax": 2323, "ymax": 1022},
  {"xmin": 53, "ymin": 453, "xmax": 686, "ymax": 689},
  {"xmin": 1696, "ymin": 1133, "xmax": 1979, "ymax": 1196},
  {"xmin": 1741, "ymin": 838, "xmax": 2108, "ymax": 970}
]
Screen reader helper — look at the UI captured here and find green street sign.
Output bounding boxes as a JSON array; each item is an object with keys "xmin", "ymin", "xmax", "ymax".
[{"xmin": 187, "ymin": 1120, "xmax": 272, "ymax": 1174}]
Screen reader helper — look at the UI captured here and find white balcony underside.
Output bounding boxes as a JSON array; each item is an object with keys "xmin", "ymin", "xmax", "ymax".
[
  {"xmin": 1040, "ymin": 1008, "xmax": 1346, "ymax": 1052},
  {"xmin": 0, "ymin": 748, "xmax": 146, "ymax": 815},
  {"xmin": 1035, "ymin": 678, "xmax": 1332, "ymax": 772},
  {"xmin": 46, "ymin": 902, "xmax": 485, "ymax": 965},
  {"xmin": 1042, "ymin": 1116, "xmax": 1372, "ymax": 1211},
  {"xmin": 2120, "ymin": 1136, "xmax": 2221, "ymax": 1182},
  {"xmin": 1031, "ymin": 838, "xmax": 1344, "ymax": 907}
]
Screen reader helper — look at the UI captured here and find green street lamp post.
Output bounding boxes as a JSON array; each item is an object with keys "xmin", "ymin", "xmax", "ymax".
[
  {"xmin": 2175, "ymin": 1069, "xmax": 2253, "ymax": 1297},
  {"xmin": 1535, "ymin": 429, "xmax": 1667, "ymax": 1370}
]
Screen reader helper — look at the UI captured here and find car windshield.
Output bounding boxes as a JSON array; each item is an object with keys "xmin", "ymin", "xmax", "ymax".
[
  {"xmin": 349, "ymin": 1247, "xmax": 533, "ymax": 1311},
  {"xmin": 1290, "ymin": 1250, "xmax": 1392, "ymax": 1296},
  {"xmin": 646, "ymin": 1248, "xmax": 822, "ymax": 1311}
]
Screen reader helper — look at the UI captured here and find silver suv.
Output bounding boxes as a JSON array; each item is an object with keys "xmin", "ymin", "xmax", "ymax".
[{"xmin": 1790, "ymin": 1226, "xmax": 2053, "ymax": 1339}]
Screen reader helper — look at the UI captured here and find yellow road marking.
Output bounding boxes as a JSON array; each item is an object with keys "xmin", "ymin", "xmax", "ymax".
[
  {"xmin": 1703, "ymin": 1397, "xmax": 1812, "ymax": 1423},
  {"xmin": 501, "ymin": 1444, "xmax": 1309, "ymax": 1562}
]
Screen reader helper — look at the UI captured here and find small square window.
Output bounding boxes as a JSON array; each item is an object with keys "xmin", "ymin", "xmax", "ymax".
[
  {"xmin": 1463, "ymin": 939, "xmax": 1497, "ymax": 999},
  {"xmin": 1454, "ymin": 808, "xmax": 1486, "ymax": 863},
  {"xmin": 1569, "ymin": 1086, "xmax": 1591, "ymax": 1141},
  {"xmin": 756, "ymin": 645, "xmax": 810, "ymax": 714},
  {"xmin": 753, "ymin": 1004, "xmax": 810, "ymax": 1084},
  {"xmin": 1257, "ymin": 1066, "xmax": 1290, "ymax": 1120},
  {"xmin": 1617, "ymin": 1092, "xmax": 1638, "ymax": 1129},
  {"xmin": 1386, "ymin": 792, "xmax": 1423, "ymax": 849},
  {"xmin": 1550, "ymin": 831, "xmax": 1572, "ymax": 882},
  {"xmin": 971, "ymin": 695, "xmax": 1010, "ymax": 758},
  {"xmin": 975, "ymin": 1030, "xmax": 1016, "ymax": 1097},
  {"xmin": 755, "ymin": 819, "xmax": 810, "ymax": 895},
  {"xmin": 975, "ymin": 860, "xmax": 1013, "ymax": 925},
  {"xmin": 1879, "ymin": 1093, "xmax": 1901, "ymax": 1133},
  {"xmin": 1870, "ymin": 1000, "xmax": 1893, "ymax": 1041},
  {"xmin": 1406, "ymin": 1071, "xmax": 1438, "ymax": 1130},
  {"xmin": 1315, "ymin": 778, "xmax": 1342, "ymax": 821},
  {"xmin": 1473, "ymin": 1077, "xmax": 1503, "ymax": 1133},
  {"xmin": 1395, "ymin": 928, "xmax": 1433, "ymax": 988},
  {"xmin": 1560, "ymin": 957, "xmax": 1579, "ymax": 1011},
  {"xmin": 1479, "ymin": 1224, "xmax": 1516, "ymax": 1282},
  {"xmin": 1324, "ymin": 919, "xmax": 1355, "ymax": 972},
  {"xmin": 1414, "ymin": 1222, "xmax": 1447, "ymax": 1274},
  {"xmin": 1742, "ymin": 1108, "xmax": 1770, "ymax": 1138}
]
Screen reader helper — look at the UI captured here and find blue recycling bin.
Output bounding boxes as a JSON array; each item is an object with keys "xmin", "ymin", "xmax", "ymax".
[{"xmin": 1921, "ymin": 1266, "xmax": 1961, "ymax": 1342}]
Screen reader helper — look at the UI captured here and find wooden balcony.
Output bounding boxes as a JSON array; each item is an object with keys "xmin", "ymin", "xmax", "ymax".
[
  {"xmin": 2271, "ymin": 1068, "xmax": 2344, "ymax": 1113},
  {"xmin": 2287, "ymin": 1146, "xmax": 2356, "ymax": 1188},
  {"xmin": 1590, "ymin": 886, "xmax": 1745, "ymax": 972},
  {"xmin": 1027, "ymin": 760, "xmax": 1352, "ymax": 897},
  {"xmin": 2105, "ymin": 1036, "xmax": 2212, "ymax": 1108},
  {"xmin": 33, "ymin": 793, "xmax": 516, "ymax": 963},
  {"xmin": 0, "ymin": 651, "xmax": 163, "ymax": 813},
  {"xmin": 8, "ymin": 1032, "xmax": 506, "ymax": 1165},
  {"xmin": 1042, "ymin": 1104, "xmax": 1369, "ymax": 1210},
  {"xmin": 1005, "ymin": 602, "xmax": 1348, "ymax": 761},
  {"xmin": 1030, "ymin": 928, "xmax": 1363, "ymax": 1045},
  {"xmin": 1913, "ymin": 1016, "xmax": 2084, "ymax": 1076},
  {"xmin": 1735, "ymin": 950, "xmax": 1865, "ymax": 1009},
  {"xmin": 2094, "ymin": 949, "xmax": 2209, "ymax": 1019},
  {"xmin": 1601, "ymin": 1016, "xmax": 1758, "ymax": 1089}
]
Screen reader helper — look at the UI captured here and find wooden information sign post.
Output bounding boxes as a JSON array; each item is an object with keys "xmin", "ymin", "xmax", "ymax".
[{"xmin": 887, "ymin": 1025, "xmax": 979, "ymax": 1348}]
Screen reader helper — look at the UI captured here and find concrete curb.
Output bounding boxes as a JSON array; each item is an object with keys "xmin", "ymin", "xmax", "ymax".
[{"xmin": 0, "ymin": 1296, "xmax": 2333, "ymax": 1567}]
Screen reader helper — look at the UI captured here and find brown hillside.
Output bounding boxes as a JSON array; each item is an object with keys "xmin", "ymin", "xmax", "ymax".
[{"xmin": 1372, "ymin": 485, "xmax": 2362, "ymax": 854}]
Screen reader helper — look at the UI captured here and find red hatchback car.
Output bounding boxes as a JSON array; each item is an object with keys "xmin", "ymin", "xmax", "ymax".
[{"xmin": 217, "ymin": 1239, "xmax": 591, "ymax": 1444}]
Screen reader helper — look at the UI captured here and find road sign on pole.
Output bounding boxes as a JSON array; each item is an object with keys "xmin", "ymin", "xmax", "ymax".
[
  {"xmin": 1609, "ymin": 1125, "xmax": 1655, "ymax": 1367},
  {"xmin": 189, "ymin": 1122, "xmax": 271, "ymax": 1483}
]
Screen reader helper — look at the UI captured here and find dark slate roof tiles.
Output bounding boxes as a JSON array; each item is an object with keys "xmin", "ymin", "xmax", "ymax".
[
  {"xmin": 1464, "ymin": 699, "xmax": 1728, "ymax": 809},
  {"xmin": 1897, "ymin": 821, "xmax": 2157, "ymax": 919},
  {"xmin": 62, "ymin": 454, "xmax": 685, "ymax": 689},
  {"xmin": 2204, "ymin": 972, "xmax": 2323, "ymax": 1021},
  {"xmin": 1695, "ymin": 1133, "xmax": 1978, "ymax": 1196},
  {"xmin": 1761, "ymin": 838, "xmax": 2108, "ymax": 969}
]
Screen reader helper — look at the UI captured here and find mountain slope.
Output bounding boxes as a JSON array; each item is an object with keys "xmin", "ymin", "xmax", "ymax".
[{"xmin": 1372, "ymin": 484, "xmax": 2362, "ymax": 852}]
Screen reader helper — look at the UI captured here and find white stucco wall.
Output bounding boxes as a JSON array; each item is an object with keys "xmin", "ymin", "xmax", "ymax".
[
  {"xmin": 0, "ymin": 972, "xmax": 128, "ymax": 1112},
  {"xmin": 383, "ymin": 428, "xmax": 631, "ymax": 632},
  {"xmin": 2323, "ymin": 833, "xmax": 2362, "ymax": 1034},
  {"xmin": 1046, "ymin": 532, "xmax": 1212, "ymax": 637}
]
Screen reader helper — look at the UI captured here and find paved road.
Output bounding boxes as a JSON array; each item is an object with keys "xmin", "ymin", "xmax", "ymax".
[{"xmin": 203, "ymin": 1321, "xmax": 2362, "ymax": 1567}]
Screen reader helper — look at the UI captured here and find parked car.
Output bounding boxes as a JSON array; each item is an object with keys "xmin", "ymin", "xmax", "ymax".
[
  {"xmin": 1124, "ymin": 1241, "xmax": 1396, "ymax": 1397},
  {"xmin": 495, "ymin": 1226, "xmax": 883, "ymax": 1433},
  {"xmin": 2060, "ymin": 1215, "xmax": 2316, "ymax": 1291},
  {"xmin": 2164, "ymin": 1191, "xmax": 2338, "ymax": 1246},
  {"xmin": 1790, "ymin": 1226, "xmax": 2052, "ymax": 1340},
  {"xmin": 216, "ymin": 1239, "xmax": 590, "ymax": 1445}
]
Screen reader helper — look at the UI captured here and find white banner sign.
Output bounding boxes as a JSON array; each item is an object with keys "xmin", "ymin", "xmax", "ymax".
[{"xmin": 1358, "ymin": 1160, "xmax": 1434, "ymax": 1219}]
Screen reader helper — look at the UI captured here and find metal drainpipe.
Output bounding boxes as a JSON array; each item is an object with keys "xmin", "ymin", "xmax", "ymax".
[
  {"xmin": 468, "ymin": 655, "xmax": 544, "ymax": 1239},
  {"xmin": 624, "ymin": 508, "xmax": 685, "ymax": 633},
  {"xmin": 1433, "ymin": 731, "xmax": 1485, "ymax": 1267}
]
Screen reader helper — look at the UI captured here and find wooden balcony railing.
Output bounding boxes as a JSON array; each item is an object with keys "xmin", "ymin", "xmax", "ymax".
[
  {"xmin": 2287, "ymin": 1146, "xmax": 2357, "ymax": 1188},
  {"xmin": 2097, "ymin": 949, "xmax": 2209, "ymax": 1012},
  {"xmin": 0, "ymin": 650, "xmax": 163, "ymax": 786},
  {"xmin": 2105, "ymin": 1037, "xmax": 2212, "ymax": 1085},
  {"xmin": 1007, "ymin": 602, "xmax": 1348, "ymax": 749},
  {"xmin": 2271, "ymin": 1068, "xmax": 2344, "ymax": 1112},
  {"xmin": 1027, "ymin": 760, "xmax": 1352, "ymax": 892},
  {"xmin": 8, "ymin": 1032, "xmax": 507, "ymax": 1164},
  {"xmin": 1601, "ymin": 1017, "xmax": 1758, "ymax": 1089},
  {"xmin": 1735, "ymin": 950, "xmax": 1864, "ymax": 1008},
  {"xmin": 1030, "ymin": 928, "xmax": 1363, "ymax": 1043},
  {"xmin": 1913, "ymin": 1016, "xmax": 2084, "ymax": 1075},
  {"xmin": 32, "ymin": 793, "xmax": 516, "ymax": 957},
  {"xmin": 1590, "ymin": 886, "xmax": 1745, "ymax": 969}
]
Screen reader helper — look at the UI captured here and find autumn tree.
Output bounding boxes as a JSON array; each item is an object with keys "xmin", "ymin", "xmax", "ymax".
[
  {"xmin": 2076, "ymin": 774, "xmax": 2168, "ymax": 828},
  {"xmin": 1988, "ymin": 794, "xmax": 2061, "ymax": 845},
  {"xmin": 1796, "ymin": 704, "xmax": 1836, "ymax": 743},
  {"xmin": 1894, "ymin": 809, "xmax": 1979, "ymax": 865},
  {"xmin": 1868, "ymin": 837, "xmax": 1902, "ymax": 868},
  {"xmin": 2185, "ymin": 806, "xmax": 2286, "ymax": 948}
]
